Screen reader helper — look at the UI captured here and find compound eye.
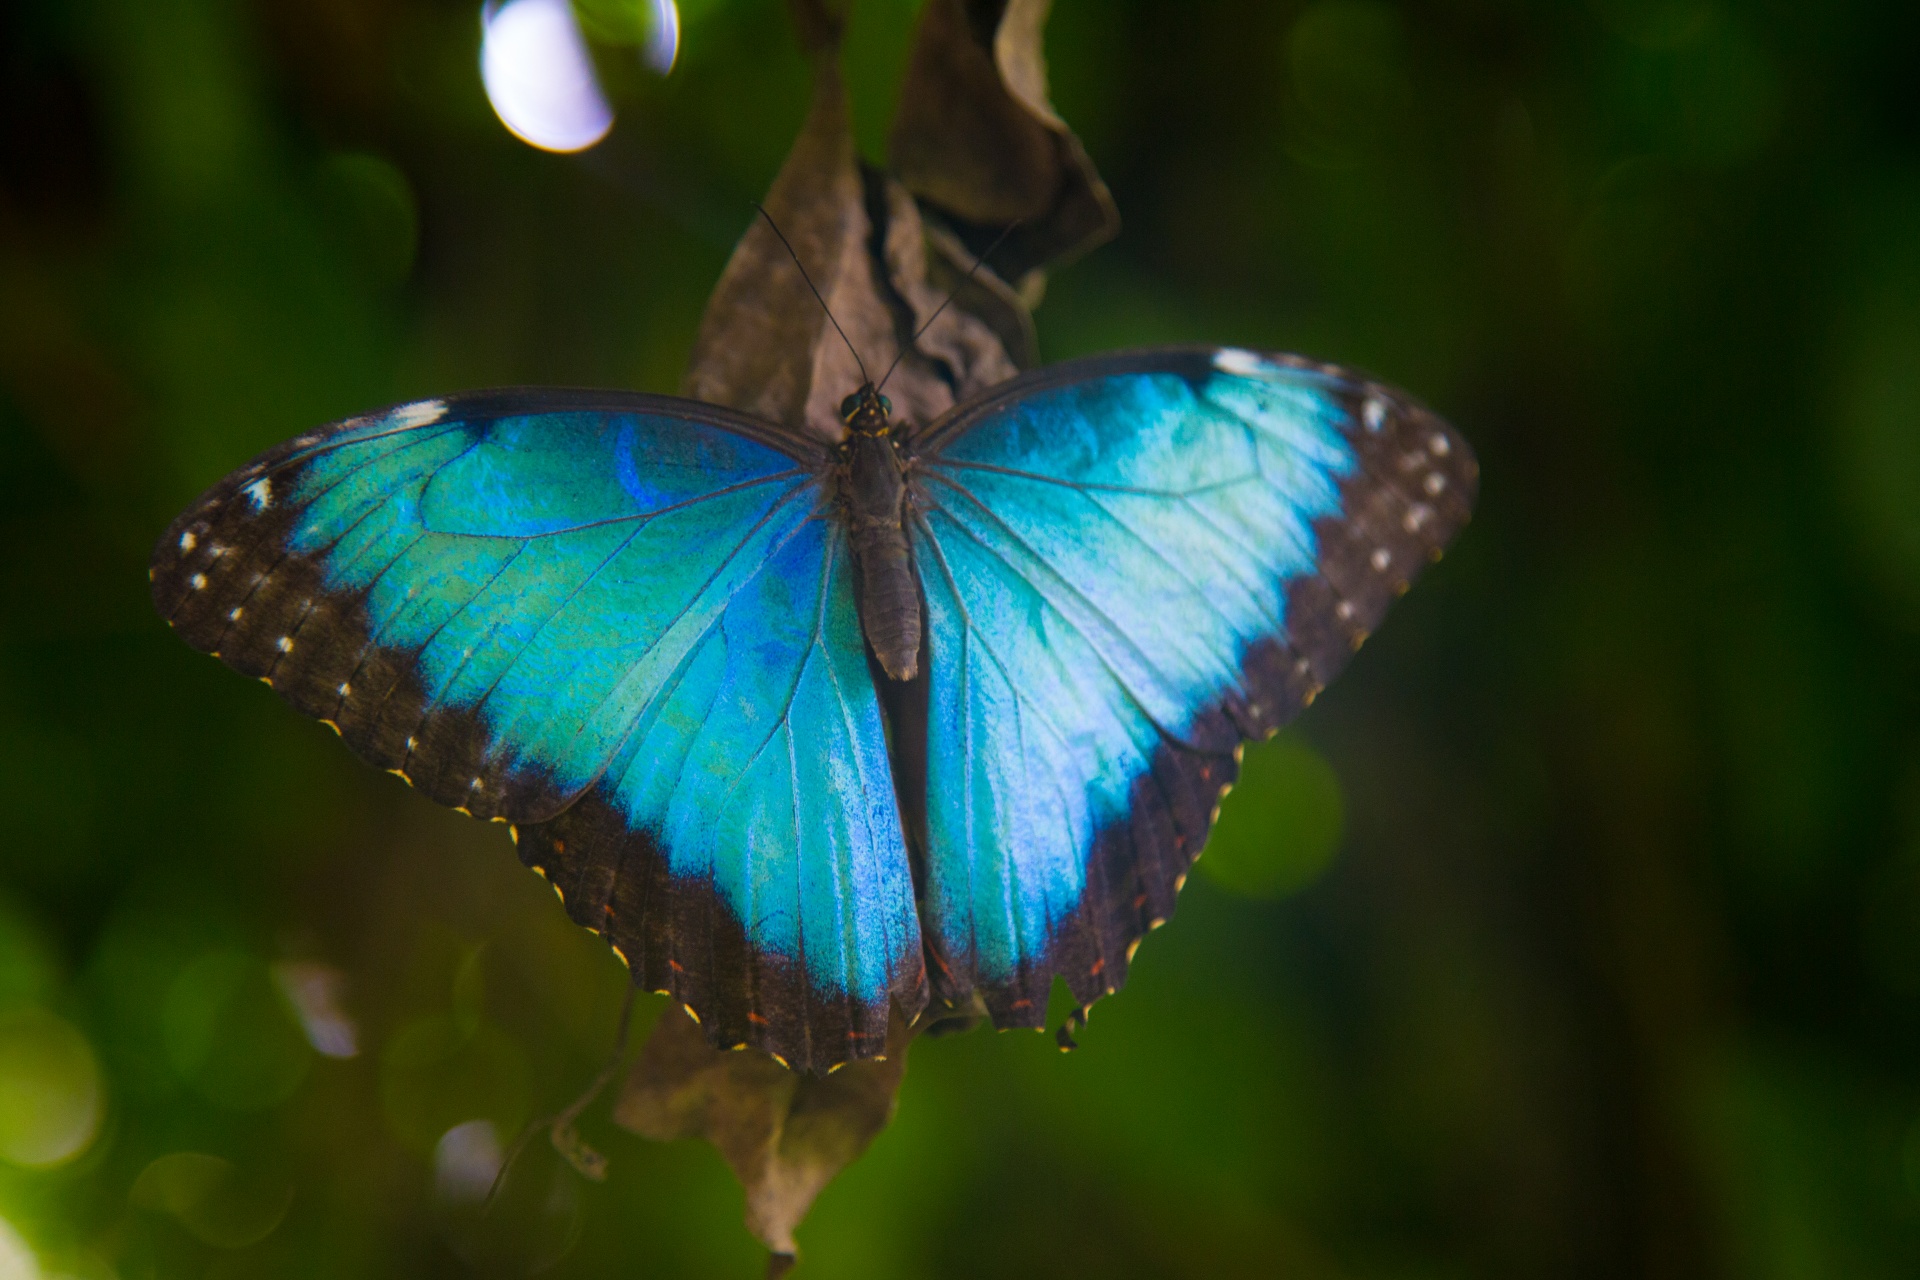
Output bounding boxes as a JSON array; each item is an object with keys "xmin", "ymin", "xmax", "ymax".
[
  {"xmin": 839, "ymin": 393, "xmax": 861, "ymax": 419},
  {"xmin": 877, "ymin": 395, "xmax": 892, "ymax": 415}
]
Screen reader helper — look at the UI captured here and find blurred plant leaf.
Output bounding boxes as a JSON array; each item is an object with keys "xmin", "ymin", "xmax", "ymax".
[
  {"xmin": 1200, "ymin": 735, "xmax": 1346, "ymax": 899},
  {"xmin": 0, "ymin": 1006, "xmax": 103, "ymax": 1168},
  {"xmin": 161, "ymin": 948, "xmax": 311, "ymax": 1110},
  {"xmin": 614, "ymin": 1005, "xmax": 911, "ymax": 1269}
]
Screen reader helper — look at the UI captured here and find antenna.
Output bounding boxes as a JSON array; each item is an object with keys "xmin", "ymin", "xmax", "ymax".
[
  {"xmin": 753, "ymin": 202, "xmax": 871, "ymax": 385},
  {"xmin": 876, "ymin": 220, "xmax": 1022, "ymax": 395}
]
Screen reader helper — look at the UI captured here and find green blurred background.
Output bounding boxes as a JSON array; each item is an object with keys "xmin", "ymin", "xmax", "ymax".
[{"xmin": 3, "ymin": 0, "xmax": 1919, "ymax": 1275}]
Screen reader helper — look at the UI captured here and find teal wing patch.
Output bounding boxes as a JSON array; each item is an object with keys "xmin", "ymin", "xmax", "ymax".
[
  {"xmin": 908, "ymin": 347, "xmax": 1477, "ymax": 1028},
  {"xmin": 152, "ymin": 391, "xmax": 923, "ymax": 1069}
]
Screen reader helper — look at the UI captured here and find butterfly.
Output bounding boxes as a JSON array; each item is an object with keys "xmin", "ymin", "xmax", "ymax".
[{"xmin": 151, "ymin": 345, "xmax": 1475, "ymax": 1073}]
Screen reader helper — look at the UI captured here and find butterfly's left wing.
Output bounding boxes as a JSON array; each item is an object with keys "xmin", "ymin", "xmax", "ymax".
[
  {"xmin": 906, "ymin": 347, "xmax": 1476, "ymax": 1027},
  {"xmin": 151, "ymin": 392, "xmax": 923, "ymax": 1071}
]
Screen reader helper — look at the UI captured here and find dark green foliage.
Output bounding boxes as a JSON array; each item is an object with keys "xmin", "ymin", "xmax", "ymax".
[{"xmin": 1, "ymin": 0, "xmax": 1918, "ymax": 1276}]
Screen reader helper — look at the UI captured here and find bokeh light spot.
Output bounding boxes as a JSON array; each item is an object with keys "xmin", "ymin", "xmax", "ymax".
[
  {"xmin": 314, "ymin": 153, "xmax": 419, "ymax": 288},
  {"xmin": 161, "ymin": 949, "xmax": 311, "ymax": 1109},
  {"xmin": 433, "ymin": 1119, "xmax": 582, "ymax": 1273},
  {"xmin": 1616, "ymin": 14, "xmax": 1781, "ymax": 167},
  {"xmin": 0, "ymin": 897, "xmax": 59, "ymax": 1011},
  {"xmin": 433, "ymin": 1120, "xmax": 504, "ymax": 1206},
  {"xmin": 1200, "ymin": 736, "xmax": 1345, "ymax": 899},
  {"xmin": 380, "ymin": 1014, "xmax": 532, "ymax": 1155},
  {"xmin": 644, "ymin": 0, "xmax": 680, "ymax": 74},
  {"xmin": 0, "ymin": 1007, "xmax": 103, "ymax": 1169},
  {"xmin": 130, "ymin": 1152, "xmax": 294, "ymax": 1249},
  {"xmin": 481, "ymin": 0, "xmax": 615, "ymax": 154},
  {"xmin": 1283, "ymin": 0, "xmax": 1412, "ymax": 167},
  {"xmin": 271, "ymin": 961, "xmax": 359, "ymax": 1059},
  {"xmin": 0, "ymin": 1218, "xmax": 40, "ymax": 1280}
]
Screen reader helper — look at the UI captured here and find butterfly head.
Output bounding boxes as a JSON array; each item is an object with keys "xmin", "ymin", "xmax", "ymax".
[{"xmin": 840, "ymin": 383, "xmax": 893, "ymax": 437}]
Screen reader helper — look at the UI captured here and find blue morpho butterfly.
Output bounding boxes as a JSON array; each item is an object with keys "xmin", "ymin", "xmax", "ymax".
[{"xmin": 151, "ymin": 335, "xmax": 1475, "ymax": 1073}]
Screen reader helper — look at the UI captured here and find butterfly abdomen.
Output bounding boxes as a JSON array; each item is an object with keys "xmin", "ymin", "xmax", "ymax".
[{"xmin": 841, "ymin": 431, "xmax": 921, "ymax": 682}]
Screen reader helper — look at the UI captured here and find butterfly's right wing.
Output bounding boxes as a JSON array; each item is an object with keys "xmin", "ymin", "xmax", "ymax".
[
  {"xmin": 152, "ymin": 392, "xmax": 923, "ymax": 1071},
  {"xmin": 906, "ymin": 348, "xmax": 1476, "ymax": 1028}
]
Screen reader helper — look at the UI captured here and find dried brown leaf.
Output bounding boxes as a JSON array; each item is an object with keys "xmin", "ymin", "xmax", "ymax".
[
  {"xmin": 678, "ymin": 56, "xmax": 874, "ymax": 445},
  {"xmin": 890, "ymin": 0, "xmax": 1118, "ymax": 285},
  {"xmin": 680, "ymin": 77, "xmax": 1018, "ymax": 441},
  {"xmin": 614, "ymin": 1006, "xmax": 912, "ymax": 1263}
]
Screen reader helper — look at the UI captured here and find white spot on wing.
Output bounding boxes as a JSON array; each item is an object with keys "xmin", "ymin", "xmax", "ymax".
[
  {"xmin": 244, "ymin": 478, "xmax": 273, "ymax": 509},
  {"xmin": 277, "ymin": 636, "xmax": 294, "ymax": 653},
  {"xmin": 338, "ymin": 682, "xmax": 352, "ymax": 697},
  {"xmin": 1429, "ymin": 433, "xmax": 1451, "ymax": 456},
  {"xmin": 190, "ymin": 574, "xmax": 207, "ymax": 590},
  {"xmin": 1211, "ymin": 348, "xmax": 1270, "ymax": 379},
  {"xmin": 1363, "ymin": 396, "xmax": 1388, "ymax": 432},
  {"xmin": 179, "ymin": 531, "xmax": 198, "ymax": 552},
  {"xmin": 1370, "ymin": 548, "xmax": 1392, "ymax": 572},
  {"xmin": 1424, "ymin": 472, "xmax": 1447, "ymax": 496},
  {"xmin": 390, "ymin": 399, "xmax": 449, "ymax": 429}
]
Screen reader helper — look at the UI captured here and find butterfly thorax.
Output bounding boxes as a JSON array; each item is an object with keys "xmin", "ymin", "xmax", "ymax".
[{"xmin": 837, "ymin": 384, "xmax": 921, "ymax": 682}]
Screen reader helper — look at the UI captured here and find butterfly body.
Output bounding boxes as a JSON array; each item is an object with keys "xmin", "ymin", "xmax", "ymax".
[
  {"xmin": 153, "ymin": 347, "xmax": 1475, "ymax": 1073},
  {"xmin": 835, "ymin": 384, "xmax": 922, "ymax": 683}
]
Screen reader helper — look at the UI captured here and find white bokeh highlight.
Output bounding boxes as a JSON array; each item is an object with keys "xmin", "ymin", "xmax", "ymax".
[
  {"xmin": 0, "ymin": 1220, "xmax": 37, "ymax": 1280},
  {"xmin": 480, "ymin": 0, "xmax": 614, "ymax": 154},
  {"xmin": 644, "ymin": 0, "xmax": 680, "ymax": 74}
]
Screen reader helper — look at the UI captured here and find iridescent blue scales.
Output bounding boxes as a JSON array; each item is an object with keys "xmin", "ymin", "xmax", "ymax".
[{"xmin": 151, "ymin": 348, "xmax": 1476, "ymax": 1072}]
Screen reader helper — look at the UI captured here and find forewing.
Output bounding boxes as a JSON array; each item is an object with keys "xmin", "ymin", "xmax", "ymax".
[
  {"xmin": 909, "ymin": 347, "xmax": 1477, "ymax": 1025},
  {"xmin": 152, "ymin": 392, "xmax": 922, "ymax": 1069}
]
